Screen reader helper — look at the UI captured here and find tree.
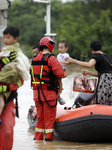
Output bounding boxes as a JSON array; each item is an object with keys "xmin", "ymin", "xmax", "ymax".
[
  {"xmin": 8, "ymin": 0, "xmax": 46, "ymax": 57},
  {"xmin": 7, "ymin": 0, "xmax": 112, "ymax": 59}
]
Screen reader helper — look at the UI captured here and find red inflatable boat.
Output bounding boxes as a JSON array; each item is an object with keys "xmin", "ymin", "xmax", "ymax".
[
  {"xmin": 28, "ymin": 92, "xmax": 112, "ymax": 142},
  {"xmin": 55, "ymin": 104, "xmax": 112, "ymax": 142}
]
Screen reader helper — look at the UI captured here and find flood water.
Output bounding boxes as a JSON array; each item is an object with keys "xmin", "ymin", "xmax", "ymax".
[{"xmin": 12, "ymin": 70, "xmax": 112, "ymax": 150}]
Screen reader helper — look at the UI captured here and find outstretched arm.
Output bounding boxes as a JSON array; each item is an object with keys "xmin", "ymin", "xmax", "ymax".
[
  {"xmin": 61, "ymin": 57, "xmax": 96, "ymax": 68},
  {"xmin": 60, "ymin": 57, "xmax": 71, "ymax": 65}
]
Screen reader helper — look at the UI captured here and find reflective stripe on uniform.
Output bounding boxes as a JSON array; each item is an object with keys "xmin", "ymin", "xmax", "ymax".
[
  {"xmin": 35, "ymin": 128, "xmax": 44, "ymax": 133},
  {"xmin": 45, "ymin": 128, "xmax": 54, "ymax": 133},
  {"xmin": 40, "ymin": 65, "xmax": 43, "ymax": 79},
  {"xmin": 17, "ymin": 80, "xmax": 22, "ymax": 87},
  {"xmin": 0, "ymin": 85, "xmax": 7, "ymax": 92},
  {"xmin": 31, "ymin": 65, "xmax": 36, "ymax": 86},
  {"xmin": 32, "ymin": 81, "xmax": 44, "ymax": 84},
  {"xmin": 31, "ymin": 65, "xmax": 45, "ymax": 86},
  {"xmin": 62, "ymin": 72, "xmax": 67, "ymax": 78}
]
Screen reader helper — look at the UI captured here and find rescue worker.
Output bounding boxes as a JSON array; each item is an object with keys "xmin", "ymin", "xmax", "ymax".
[
  {"xmin": 30, "ymin": 37, "xmax": 67, "ymax": 141},
  {"xmin": 0, "ymin": 51, "xmax": 24, "ymax": 150}
]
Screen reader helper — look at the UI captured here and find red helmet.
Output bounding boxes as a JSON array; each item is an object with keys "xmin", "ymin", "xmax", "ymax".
[{"xmin": 39, "ymin": 37, "xmax": 55, "ymax": 52}]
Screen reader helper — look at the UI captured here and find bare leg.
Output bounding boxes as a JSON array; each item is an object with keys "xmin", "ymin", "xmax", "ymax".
[
  {"xmin": 57, "ymin": 78, "xmax": 63, "ymax": 98},
  {"xmin": 0, "ymin": 96, "xmax": 5, "ymax": 116},
  {"xmin": 57, "ymin": 79, "xmax": 65, "ymax": 105}
]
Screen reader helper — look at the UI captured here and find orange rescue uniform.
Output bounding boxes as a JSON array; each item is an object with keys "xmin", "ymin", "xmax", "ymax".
[
  {"xmin": 0, "ymin": 100, "xmax": 15, "ymax": 150},
  {"xmin": 0, "ymin": 81, "xmax": 24, "ymax": 149},
  {"xmin": 32, "ymin": 51, "xmax": 67, "ymax": 140}
]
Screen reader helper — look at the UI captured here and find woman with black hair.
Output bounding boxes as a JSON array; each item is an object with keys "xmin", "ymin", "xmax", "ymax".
[{"xmin": 63, "ymin": 40, "xmax": 112, "ymax": 105}]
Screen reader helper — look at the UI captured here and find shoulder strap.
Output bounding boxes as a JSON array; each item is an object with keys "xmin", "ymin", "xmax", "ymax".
[
  {"xmin": 42, "ymin": 53, "xmax": 52, "ymax": 61},
  {"xmin": 4, "ymin": 91, "xmax": 19, "ymax": 118},
  {"xmin": 102, "ymin": 54, "xmax": 112, "ymax": 67}
]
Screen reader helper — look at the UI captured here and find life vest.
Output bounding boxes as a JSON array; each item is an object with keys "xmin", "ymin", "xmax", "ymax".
[{"xmin": 30, "ymin": 53, "xmax": 58, "ymax": 92}]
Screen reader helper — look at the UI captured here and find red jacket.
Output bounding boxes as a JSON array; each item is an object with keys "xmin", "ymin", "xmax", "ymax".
[
  {"xmin": 32, "ymin": 51, "xmax": 67, "ymax": 102},
  {"xmin": 31, "ymin": 52, "xmax": 67, "ymax": 90}
]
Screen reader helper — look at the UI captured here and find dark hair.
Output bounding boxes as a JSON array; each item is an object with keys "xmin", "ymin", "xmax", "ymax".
[
  {"xmin": 39, "ymin": 45, "xmax": 48, "ymax": 51},
  {"xmin": 32, "ymin": 45, "xmax": 39, "ymax": 50},
  {"xmin": 90, "ymin": 40, "xmax": 102, "ymax": 51},
  {"xmin": 3, "ymin": 26, "xmax": 20, "ymax": 38},
  {"xmin": 59, "ymin": 40, "xmax": 69, "ymax": 48}
]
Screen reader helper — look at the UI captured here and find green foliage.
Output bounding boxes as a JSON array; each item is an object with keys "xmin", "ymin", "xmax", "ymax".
[
  {"xmin": 8, "ymin": 0, "xmax": 46, "ymax": 58},
  {"xmin": 7, "ymin": 0, "xmax": 112, "ymax": 59},
  {"xmin": 21, "ymin": 45, "xmax": 33, "ymax": 58}
]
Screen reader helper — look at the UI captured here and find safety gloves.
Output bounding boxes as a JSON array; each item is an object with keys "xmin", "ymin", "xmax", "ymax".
[{"xmin": 1, "ymin": 50, "xmax": 17, "ymax": 66}]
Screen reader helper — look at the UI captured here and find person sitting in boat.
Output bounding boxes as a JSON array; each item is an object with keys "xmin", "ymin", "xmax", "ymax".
[
  {"xmin": 30, "ymin": 37, "xmax": 67, "ymax": 141},
  {"xmin": 57, "ymin": 40, "xmax": 70, "ymax": 105},
  {"xmin": 0, "ymin": 26, "xmax": 30, "ymax": 124},
  {"xmin": 0, "ymin": 51, "xmax": 24, "ymax": 150},
  {"xmin": 62, "ymin": 40, "xmax": 112, "ymax": 105}
]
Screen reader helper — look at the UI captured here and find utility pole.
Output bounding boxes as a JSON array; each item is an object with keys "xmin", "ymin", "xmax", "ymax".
[
  {"xmin": 33, "ymin": 0, "xmax": 57, "ymax": 46},
  {"xmin": 0, "ymin": 0, "xmax": 8, "ymax": 50}
]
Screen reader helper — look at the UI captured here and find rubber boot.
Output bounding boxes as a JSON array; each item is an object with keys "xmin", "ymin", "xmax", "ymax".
[{"xmin": 45, "ymin": 138, "xmax": 52, "ymax": 141}]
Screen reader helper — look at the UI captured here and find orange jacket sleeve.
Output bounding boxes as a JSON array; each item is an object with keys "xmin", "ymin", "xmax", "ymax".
[
  {"xmin": 9, "ymin": 78, "xmax": 24, "ymax": 91},
  {"xmin": 48, "ymin": 55, "xmax": 67, "ymax": 78},
  {"xmin": 0, "ymin": 78, "xmax": 24, "ymax": 93}
]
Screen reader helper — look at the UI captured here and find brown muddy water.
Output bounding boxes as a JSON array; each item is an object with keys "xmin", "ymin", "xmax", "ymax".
[{"xmin": 12, "ymin": 71, "xmax": 112, "ymax": 150}]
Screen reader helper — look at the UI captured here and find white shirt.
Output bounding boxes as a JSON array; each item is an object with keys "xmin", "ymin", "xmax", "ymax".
[{"xmin": 57, "ymin": 53, "xmax": 69, "ymax": 69}]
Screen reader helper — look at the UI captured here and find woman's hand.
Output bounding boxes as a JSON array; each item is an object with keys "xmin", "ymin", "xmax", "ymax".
[
  {"xmin": 82, "ymin": 69, "xmax": 89, "ymax": 76},
  {"xmin": 60, "ymin": 57, "xmax": 75, "ymax": 65},
  {"xmin": 60, "ymin": 61, "xmax": 67, "ymax": 64},
  {"xmin": 82, "ymin": 69, "xmax": 98, "ymax": 77}
]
